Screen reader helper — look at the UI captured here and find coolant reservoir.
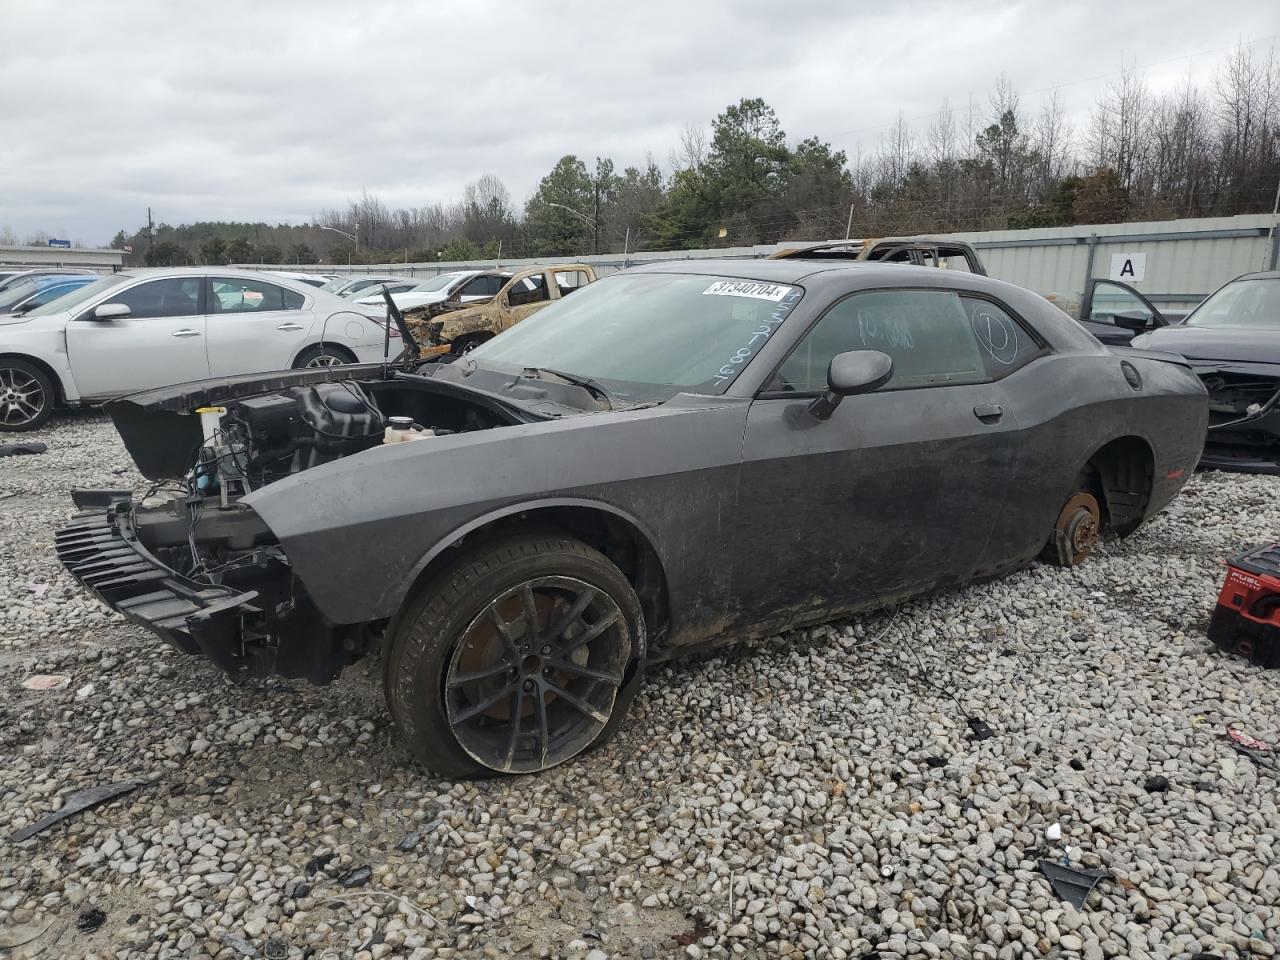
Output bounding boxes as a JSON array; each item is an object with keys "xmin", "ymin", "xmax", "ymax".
[{"xmin": 384, "ymin": 416, "xmax": 434, "ymax": 444}]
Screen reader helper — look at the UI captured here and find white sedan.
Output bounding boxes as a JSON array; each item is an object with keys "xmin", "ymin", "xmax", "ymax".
[
  {"xmin": 0, "ymin": 267, "xmax": 395, "ymax": 431},
  {"xmin": 354, "ymin": 270, "xmax": 509, "ymax": 312}
]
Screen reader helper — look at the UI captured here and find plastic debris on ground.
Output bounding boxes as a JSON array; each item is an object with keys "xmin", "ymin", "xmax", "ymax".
[
  {"xmin": 10, "ymin": 779, "xmax": 151, "ymax": 843},
  {"xmin": 75, "ymin": 909, "xmax": 106, "ymax": 933},
  {"xmin": 1039, "ymin": 860, "xmax": 1107, "ymax": 910},
  {"xmin": 0, "ymin": 442, "xmax": 48, "ymax": 457}
]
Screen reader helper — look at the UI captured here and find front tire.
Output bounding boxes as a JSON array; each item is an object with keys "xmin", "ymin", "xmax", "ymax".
[
  {"xmin": 384, "ymin": 534, "xmax": 645, "ymax": 777},
  {"xmin": 451, "ymin": 332, "xmax": 493, "ymax": 355},
  {"xmin": 0, "ymin": 359, "xmax": 55, "ymax": 432}
]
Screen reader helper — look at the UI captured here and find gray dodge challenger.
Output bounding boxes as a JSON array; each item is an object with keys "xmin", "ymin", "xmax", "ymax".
[{"xmin": 57, "ymin": 260, "xmax": 1208, "ymax": 776}]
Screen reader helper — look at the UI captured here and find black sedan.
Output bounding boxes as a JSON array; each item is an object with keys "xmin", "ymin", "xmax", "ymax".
[
  {"xmin": 57, "ymin": 260, "xmax": 1206, "ymax": 776},
  {"xmin": 1132, "ymin": 271, "xmax": 1280, "ymax": 474}
]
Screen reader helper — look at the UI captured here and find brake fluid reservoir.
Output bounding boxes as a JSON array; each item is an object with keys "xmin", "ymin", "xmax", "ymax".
[{"xmin": 384, "ymin": 417, "xmax": 434, "ymax": 443}]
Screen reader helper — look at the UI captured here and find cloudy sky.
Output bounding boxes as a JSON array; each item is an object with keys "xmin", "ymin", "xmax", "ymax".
[{"xmin": 1, "ymin": 0, "xmax": 1275, "ymax": 246}]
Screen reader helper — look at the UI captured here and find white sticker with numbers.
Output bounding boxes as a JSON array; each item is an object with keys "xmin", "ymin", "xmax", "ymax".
[{"xmin": 702, "ymin": 280, "xmax": 793, "ymax": 301}]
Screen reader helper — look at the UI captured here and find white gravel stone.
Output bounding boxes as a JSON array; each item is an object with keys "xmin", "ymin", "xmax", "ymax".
[{"xmin": 1, "ymin": 414, "xmax": 1278, "ymax": 959}]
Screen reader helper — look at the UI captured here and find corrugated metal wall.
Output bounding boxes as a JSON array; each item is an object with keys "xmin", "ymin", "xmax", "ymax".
[
  {"xmin": 257, "ymin": 213, "xmax": 1280, "ymax": 311},
  {"xmin": 941, "ymin": 214, "xmax": 1278, "ymax": 312}
]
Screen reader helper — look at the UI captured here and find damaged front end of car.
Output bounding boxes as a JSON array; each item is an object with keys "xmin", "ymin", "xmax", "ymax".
[
  {"xmin": 56, "ymin": 488, "xmax": 356, "ymax": 683},
  {"xmin": 56, "ymin": 355, "xmax": 546, "ymax": 684},
  {"xmin": 1198, "ymin": 361, "xmax": 1280, "ymax": 474}
]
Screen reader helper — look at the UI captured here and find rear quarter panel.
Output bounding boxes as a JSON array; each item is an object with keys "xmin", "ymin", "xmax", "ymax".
[{"xmin": 982, "ymin": 351, "xmax": 1206, "ymax": 572}]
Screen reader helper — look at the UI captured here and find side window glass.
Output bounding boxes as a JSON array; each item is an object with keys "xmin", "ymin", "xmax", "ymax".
[
  {"xmin": 459, "ymin": 276, "xmax": 494, "ymax": 298},
  {"xmin": 508, "ymin": 275, "xmax": 549, "ymax": 307},
  {"xmin": 1089, "ymin": 281, "xmax": 1152, "ymax": 325},
  {"xmin": 282, "ymin": 287, "xmax": 305, "ymax": 310},
  {"xmin": 210, "ymin": 277, "xmax": 287, "ymax": 314},
  {"xmin": 110, "ymin": 278, "xmax": 201, "ymax": 319},
  {"xmin": 960, "ymin": 297, "xmax": 1043, "ymax": 378},
  {"xmin": 768, "ymin": 290, "xmax": 989, "ymax": 393},
  {"xmin": 555, "ymin": 270, "xmax": 591, "ymax": 295}
]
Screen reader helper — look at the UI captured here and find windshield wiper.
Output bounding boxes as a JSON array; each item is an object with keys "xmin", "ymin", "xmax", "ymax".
[{"xmin": 523, "ymin": 367, "xmax": 614, "ymax": 409}]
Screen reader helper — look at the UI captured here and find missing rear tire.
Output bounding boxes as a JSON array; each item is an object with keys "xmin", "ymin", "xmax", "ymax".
[{"xmin": 1042, "ymin": 490, "xmax": 1102, "ymax": 567}]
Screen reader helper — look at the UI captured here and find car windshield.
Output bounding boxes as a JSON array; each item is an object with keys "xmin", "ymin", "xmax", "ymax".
[
  {"xmin": 341, "ymin": 279, "xmax": 388, "ymax": 296},
  {"xmin": 13, "ymin": 279, "xmax": 93, "ymax": 311},
  {"xmin": 1185, "ymin": 277, "xmax": 1280, "ymax": 329},
  {"xmin": 319, "ymin": 277, "xmax": 351, "ymax": 293},
  {"xmin": 24, "ymin": 275, "xmax": 127, "ymax": 317},
  {"xmin": 0, "ymin": 278, "xmax": 43, "ymax": 310},
  {"xmin": 470, "ymin": 272, "xmax": 805, "ymax": 399},
  {"xmin": 413, "ymin": 273, "xmax": 463, "ymax": 293}
]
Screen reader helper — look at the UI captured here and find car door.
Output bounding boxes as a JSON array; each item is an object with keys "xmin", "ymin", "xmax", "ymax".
[
  {"xmin": 64, "ymin": 276, "xmax": 209, "ymax": 399},
  {"xmin": 731, "ymin": 288, "xmax": 1023, "ymax": 631},
  {"xmin": 204, "ymin": 276, "xmax": 314, "ymax": 375},
  {"xmin": 499, "ymin": 271, "xmax": 555, "ymax": 332},
  {"xmin": 1079, "ymin": 279, "xmax": 1166, "ymax": 344}
]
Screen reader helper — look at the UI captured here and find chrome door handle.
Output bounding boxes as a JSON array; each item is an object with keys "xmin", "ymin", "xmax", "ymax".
[
  {"xmin": 171, "ymin": 329, "xmax": 201, "ymax": 338},
  {"xmin": 973, "ymin": 403, "xmax": 1003, "ymax": 422},
  {"xmin": 276, "ymin": 322, "xmax": 305, "ymax": 331}
]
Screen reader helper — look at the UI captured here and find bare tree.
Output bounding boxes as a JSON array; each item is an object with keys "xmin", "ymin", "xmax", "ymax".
[
  {"xmin": 1087, "ymin": 59, "xmax": 1151, "ymax": 193},
  {"xmin": 1031, "ymin": 90, "xmax": 1073, "ymax": 197},
  {"xmin": 669, "ymin": 123, "xmax": 707, "ymax": 172}
]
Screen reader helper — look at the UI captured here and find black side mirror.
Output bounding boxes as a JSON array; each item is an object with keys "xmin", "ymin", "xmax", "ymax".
[
  {"xmin": 1113, "ymin": 310, "xmax": 1152, "ymax": 333},
  {"xmin": 808, "ymin": 350, "xmax": 894, "ymax": 420}
]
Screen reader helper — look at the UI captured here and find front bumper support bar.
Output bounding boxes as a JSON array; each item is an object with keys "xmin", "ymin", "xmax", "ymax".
[{"xmin": 55, "ymin": 503, "xmax": 260, "ymax": 672}]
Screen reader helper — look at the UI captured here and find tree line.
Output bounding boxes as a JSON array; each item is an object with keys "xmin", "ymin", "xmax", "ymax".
[{"xmin": 43, "ymin": 42, "xmax": 1280, "ymax": 267}]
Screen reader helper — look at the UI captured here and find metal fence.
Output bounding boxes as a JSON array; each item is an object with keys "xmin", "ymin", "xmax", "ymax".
[{"xmin": 240, "ymin": 213, "xmax": 1280, "ymax": 309}]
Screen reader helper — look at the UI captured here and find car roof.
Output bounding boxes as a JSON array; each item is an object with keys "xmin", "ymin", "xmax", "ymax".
[
  {"xmin": 1234, "ymin": 271, "xmax": 1280, "ymax": 281},
  {"xmin": 106, "ymin": 267, "xmax": 327, "ymax": 295},
  {"xmin": 624, "ymin": 258, "xmax": 877, "ymax": 283}
]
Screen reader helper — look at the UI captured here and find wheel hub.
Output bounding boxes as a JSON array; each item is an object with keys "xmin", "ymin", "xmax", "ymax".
[
  {"xmin": 444, "ymin": 576, "xmax": 629, "ymax": 774},
  {"xmin": 0, "ymin": 368, "xmax": 45, "ymax": 426},
  {"xmin": 1053, "ymin": 491, "xmax": 1101, "ymax": 566}
]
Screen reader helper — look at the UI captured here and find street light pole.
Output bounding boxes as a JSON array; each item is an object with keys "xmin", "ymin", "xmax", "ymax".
[
  {"xmin": 547, "ymin": 201, "xmax": 596, "ymax": 229},
  {"xmin": 319, "ymin": 225, "xmax": 358, "ymax": 266},
  {"xmin": 845, "ymin": 202, "xmax": 856, "ymax": 240}
]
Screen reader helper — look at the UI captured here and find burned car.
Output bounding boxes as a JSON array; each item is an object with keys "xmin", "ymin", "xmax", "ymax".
[
  {"xmin": 58, "ymin": 261, "xmax": 1206, "ymax": 777},
  {"xmin": 770, "ymin": 237, "xmax": 987, "ymax": 274},
  {"xmin": 1131, "ymin": 271, "xmax": 1280, "ymax": 474},
  {"xmin": 407, "ymin": 264, "xmax": 596, "ymax": 355}
]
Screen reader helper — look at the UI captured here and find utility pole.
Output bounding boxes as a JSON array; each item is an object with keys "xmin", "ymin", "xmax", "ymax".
[{"xmin": 147, "ymin": 207, "xmax": 154, "ymax": 254}]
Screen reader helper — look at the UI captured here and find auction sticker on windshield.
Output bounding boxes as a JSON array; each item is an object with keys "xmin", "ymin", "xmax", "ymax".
[{"xmin": 702, "ymin": 280, "xmax": 794, "ymax": 301}]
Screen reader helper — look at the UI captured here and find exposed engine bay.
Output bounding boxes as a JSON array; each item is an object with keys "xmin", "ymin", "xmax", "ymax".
[
  {"xmin": 68, "ymin": 376, "xmax": 527, "ymax": 683},
  {"xmin": 194, "ymin": 380, "xmax": 509, "ymax": 493}
]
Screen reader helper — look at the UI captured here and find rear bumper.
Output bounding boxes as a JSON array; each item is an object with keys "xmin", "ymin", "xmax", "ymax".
[{"xmin": 55, "ymin": 502, "xmax": 262, "ymax": 674}]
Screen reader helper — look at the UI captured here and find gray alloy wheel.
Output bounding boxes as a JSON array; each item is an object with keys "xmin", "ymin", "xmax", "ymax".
[
  {"xmin": 383, "ymin": 534, "xmax": 644, "ymax": 777},
  {"xmin": 0, "ymin": 361, "xmax": 53, "ymax": 431},
  {"xmin": 305, "ymin": 354, "xmax": 345, "ymax": 367},
  {"xmin": 444, "ymin": 576, "xmax": 629, "ymax": 774},
  {"xmin": 293, "ymin": 344, "xmax": 355, "ymax": 369}
]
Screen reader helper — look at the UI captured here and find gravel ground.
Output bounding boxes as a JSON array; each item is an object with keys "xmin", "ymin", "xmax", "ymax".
[{"xmin": 1, "ymin": 412, "xmax": 1278, "ymax": 960}]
